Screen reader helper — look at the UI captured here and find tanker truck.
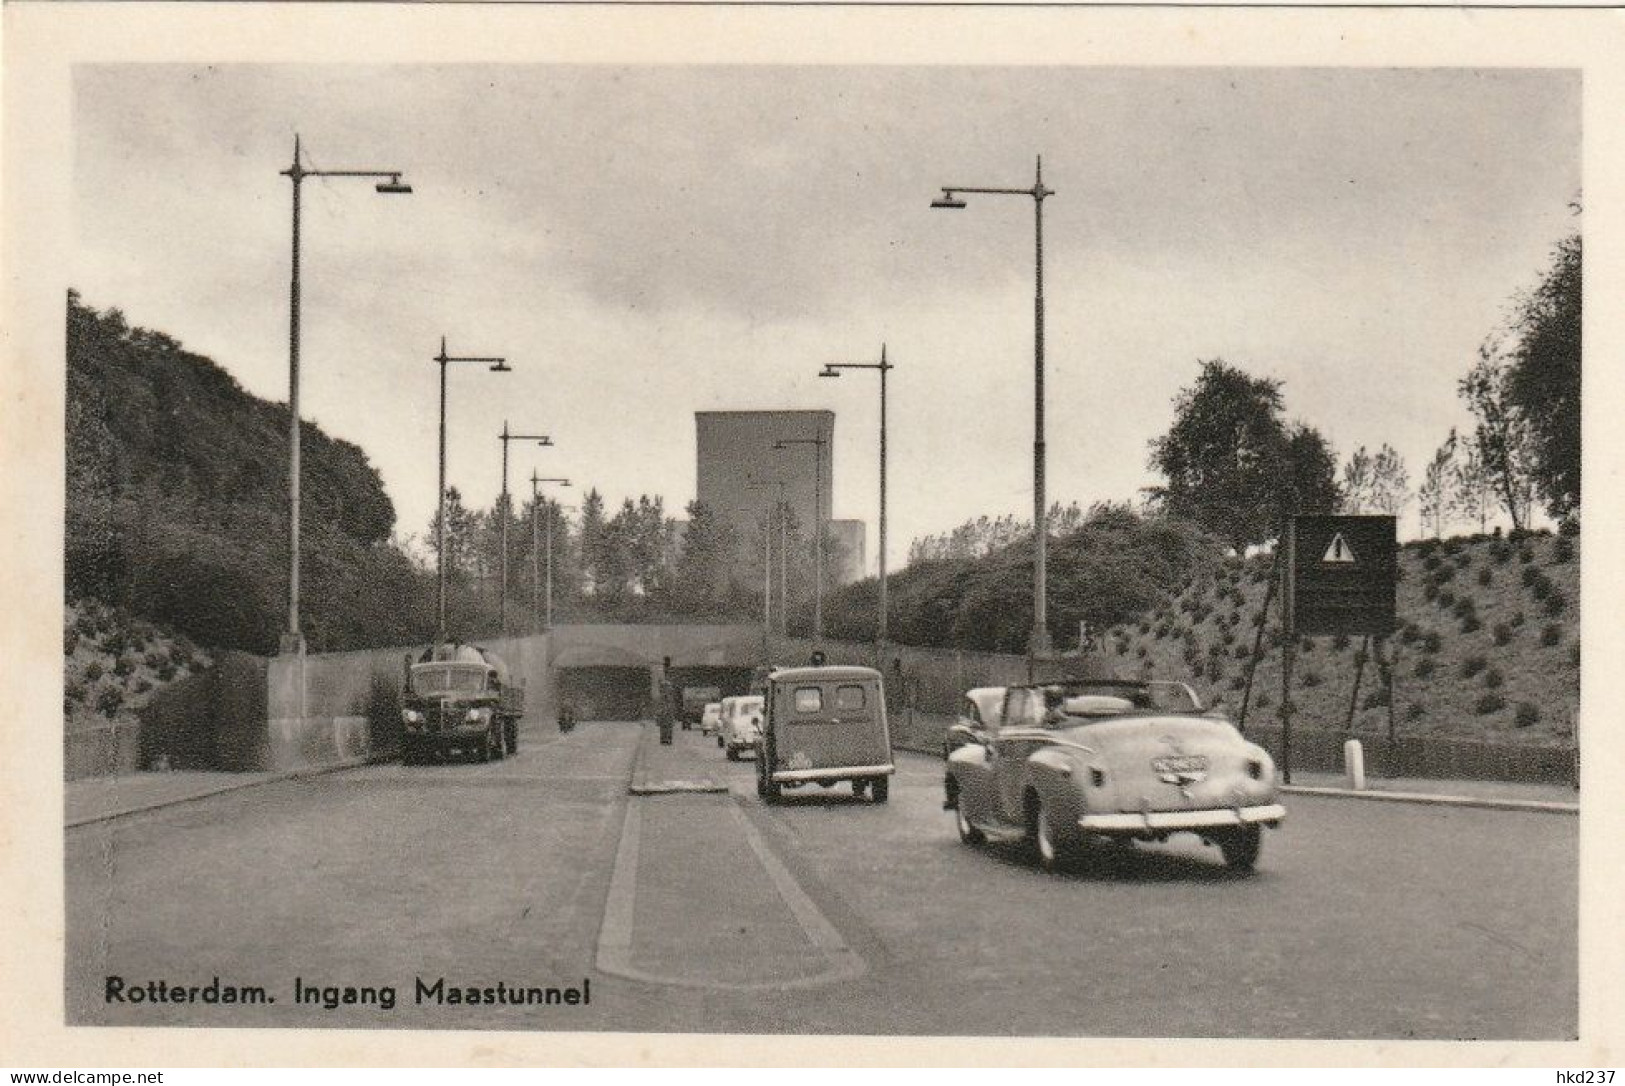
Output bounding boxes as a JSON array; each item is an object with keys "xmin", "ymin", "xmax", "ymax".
[{"xmin": 400, "ymin": 642, "xmax": 526, "ymax": 765}]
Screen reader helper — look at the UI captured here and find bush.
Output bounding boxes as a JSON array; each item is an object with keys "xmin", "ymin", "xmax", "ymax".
[
  {"xmin": 1540, "ymin": 624, "xmax": 1563, "ymax": 648},
  {"xmin": 1229, "ymin": 674, "xmax": 1247, "ymax": 691},
  {"xmin": 1413, "ymin": 657, "xmax": 1436, "ymax": 679},
  {"xmin": 1492, "ymin": 623, "xmax": 1513, "ymax": 646},
  {"xmin": 1552, "ymin": 537, "xmax": 1574, "ymax": 563},
  {"xmin": 112, "ymin": 654, "xmax": 135, "ymax": 678},
  {"xmin": 1518, "ymin": 547, "xmax": 1534, "ymax": 564},
  {"xmin": 1451, "ymin": 597, "xmax": 1476, "ymax": 619},
  {"xmin": 1405, "ymin": 703, "xmax": 1426, "ymax": 723},
  {"xmin": 1460, "ymin": 615, "xmax": 1481, "ymax": 634},
  {"xmin": 1490, "ymin": 540, "xmax": 1513, "ymax": 563},
  {"xmin": 1232, "ymin": 644, "xmax": 1250, "ymax": 660},
  {"xmin": 1398, "ymin": 623, "xmax": 1421, "ymax": 644},
  {"xmin": 1543, "ymin": 593, "xmax": 1567, "ymax": 617},
  {"xmin": 1437, "ymin": 589, "xmax": 1456, "ymax": 609},
  {"xmin": 96, "ymin": 687, "xmax": 124, "ymax": 716},
  {"xmin": 1252, "ymin": 609, "xmax": 1268, "ymax": 628},
  {"xmin": 1530, "ymin": 575, "xmax": 1553, "ymax": 600},
  {"xmin": 1484, "ymin": 667, "xmax": 1504, "ymax": 689},
  {"xmin": 1362, "ymin": 688, "xmax": 1390, "ymax": 710},
  {"xmin": 74, "ymin": 610, "xmax": 99, "ymax": 636},
  {"xmin": 1422, "ymin": 553, "xmax": 1442, "ymax": 571},
  {"xmin": 1299, "ymin": 669, "xmax": 1322, "ymax": 688},
  {"xmin": 1421, "ymin": 631, "xmax": 1442, "ymax": 654},
  {"xmin": 157, "ymin": 662, "xmax": 177, "ymax": 681},
  {"xmin": 64, "ymin": 680, "xmax": 85, "ymax": 703},
  {"xmin": 1558, "ymin": 517, "xmax": 1580, "ymax": 537},
  {"xmin": 1331, "ymin": 633, "xmax": 1351, "ymax": 651},
  {"xmin": 1570, "ymin": 643, "xmax": 1581, "ymax": 669},
  {"xmin": 134, "ymin": 678, "xmax": 153, "ymax": 694},
  {"xmin": 1476, "ymin": 567, "xmax": 1493, "ymax": 587},
  {"xmin": 64, "ymin": 628, "xmax": 80, "ymax": 655},
  {"xmin": 1510, "ymin": 610, "xmax": 1526, "ymax": 628},
  {"xmin": 1423, "ymin": 583, "xmax": 1440, "ymax": 603},
  {"xmin": 84, "ymin": 661, "xmax": 104, "ymax": 682},
  {"xmin": 1255, "ymin": 692, "xmax": 1273, "ymax": 710},
  {"xmin": 1461, "ymin": 655, "xmax": 1487, "ymax": 678},
  {"xmin": 1474, "ymin": 692, "xmax": 1506, "ymax": 715},
  {"xmin": 1514, "ymin": 702, "xmax": 1541, "ymax": 728}
]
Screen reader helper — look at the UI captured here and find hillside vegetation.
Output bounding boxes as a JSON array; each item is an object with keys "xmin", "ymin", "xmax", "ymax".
[
  {"xmin": 67, "ymin": 292, "xmax": 437, "ymax": 654},
  {"xmin": 64, "ymin": 598, "xmax": 211, "ymax": 735},
  {"xmin": 1100, "ymin": 529, "xmax": 1580, "ymax": 747}
]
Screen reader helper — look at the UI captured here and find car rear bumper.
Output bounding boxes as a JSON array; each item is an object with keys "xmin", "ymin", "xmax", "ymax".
[
  {"xmin": 1079, "ymin": 803, "xmax": 1285, "ymax": 833},
  {"xmin": 772, "ymin": 763, "xmax": 896, "ymax": 783}
]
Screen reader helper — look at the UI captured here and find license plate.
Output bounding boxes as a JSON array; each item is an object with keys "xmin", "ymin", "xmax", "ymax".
[{"xmin": 1152, "ymin": 755, "xmax": 1210, "ymax": 782}]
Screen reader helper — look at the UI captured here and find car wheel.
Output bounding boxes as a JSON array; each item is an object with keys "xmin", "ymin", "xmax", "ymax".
[
  {"xmin": 757, "ymin": 758, "xmax": 781, "ymax": 803},
  {"xmin": 506, "ymin": 722, "xmax": 518, "ymax": 755},
  {"xmin": 955, "ymin": 800, "xmax": 985, "ymax": 846},
  {"xmin": 851, "ymin": 779, "xmax": 868, "ymax": 799},
  {"xmin": 726, "ymin": 746, "xmax": 738, "ymax": 762},
  {"xmin": 1220, "ymin": 825, "xmax": 1262, "ymax": 871},
  {"xmin": 871, "ymin": 777, "xmax": 889, "ymax": 804},
  {"xmin": 1031, "ymin": 794, "xmax": 1067, "ymax": 873},
  {"xmin": 716, "ymin": 736, "xmax": 724, "ymax": 749}
]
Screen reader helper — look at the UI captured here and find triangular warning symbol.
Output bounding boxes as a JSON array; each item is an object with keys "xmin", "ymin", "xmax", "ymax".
[{"xmin": 1322, "ymin": 533, "xmax": 1356, "ymax": 563}]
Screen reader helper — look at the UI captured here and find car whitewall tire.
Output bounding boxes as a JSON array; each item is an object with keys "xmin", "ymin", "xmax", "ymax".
[{"xmin": 955, "ymin": 801, "xmax": 985, "ymax": 846}]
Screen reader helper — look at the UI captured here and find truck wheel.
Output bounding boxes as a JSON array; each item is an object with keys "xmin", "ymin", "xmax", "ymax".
[
  {"xmin": 851, "ymin": 779, "xmax": 868, "ymax": 799},
  {"xmin": 726, "ymin": 746, "xmax": 739, "ymax": 762},
  {"xmin": 758, "ymin": 759, "xmax": 781, "ymax": 803},
  {"xmin": 871, "ymin": 777, "xmax": 890, "ymax": 804},
  {"xmin": 716, "ymin": 736, "xmax": 724, "ymax": 749},
  {"xmin": 505, "ymin": 721, "xmax": 518, "ymax": 755},
  {"xmin": 401, "ymin": 741, "xmax": 419, "ymax": 767}
]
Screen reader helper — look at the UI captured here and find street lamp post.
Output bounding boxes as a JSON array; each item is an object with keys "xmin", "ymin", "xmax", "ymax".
[
  {"xmin": 530, "ymin": 473, "xmax": 571, "ymax": 631},
  {"xmin": 745, "ymin": 478, "xmax": 787, "ymax": 653},
  {"xmin": 820, "ymin": 343, "xmax": 894, "ymax": 659},
  {"xmin": 773, "ymin": 436, "xmax": 827, "ymax": 642},
  {"xmin": 279, "ymin": 134, "xmax": 411, "ymax": 654},
  {"xmin": 498, "ymin": 423, "xmax": 553, "ymax": 634},
  {"xmin": 435, "ymin": 336, "xmax": 511, "ymax": 642},
  {"xmin": 932, "ymin": 155, "xmax": 1055, "ymax": 657}
]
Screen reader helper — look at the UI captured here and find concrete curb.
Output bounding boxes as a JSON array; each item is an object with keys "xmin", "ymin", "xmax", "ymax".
[
  {"xmin": 1280, "ymin": 783, "xmax": 1578, "ymax": 815},
  {"xmin": 65, "ymin": 754, "xmax": 388, "ymax": 829},
  {"xmin": 627, "ymin": 723, "xmax": 727, "ymax": 795}
]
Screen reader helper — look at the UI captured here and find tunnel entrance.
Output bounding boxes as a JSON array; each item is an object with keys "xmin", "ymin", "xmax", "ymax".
[
  {"xmin": 555, "ymin": 666, "xmax": 650, "ymax": 721},
  {"xmin": 665, "ymin": 665, "xmax": 758, "ymax": 721}
]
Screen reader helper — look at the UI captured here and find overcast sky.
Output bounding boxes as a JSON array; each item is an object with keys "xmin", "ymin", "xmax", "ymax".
[{"xmin": 72, "ymin": 65, "xmax": 1579, "ymax": 568}]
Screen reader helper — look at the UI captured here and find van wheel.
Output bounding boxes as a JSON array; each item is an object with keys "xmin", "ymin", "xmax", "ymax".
[
  {"xmin": 871, "ymin": 778, "xmax": 890, "ymax": 804},
  {"xmin": 757, "ymin": 758, "xmax": 781, "ymax": 803},
  {"xmin": 726, "ymin": 746, "xmax": 739, "ymax": 762},
  {"xmin": 716, "ymin": 736, "xmax": 724, "ymax": 749},
  {"xmin": 505, "ymin": 722, "xmax": 518, "ymax": 755}
]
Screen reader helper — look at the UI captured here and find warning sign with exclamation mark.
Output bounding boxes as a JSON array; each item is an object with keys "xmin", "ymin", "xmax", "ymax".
[{"xmin": 1322, "ymin": 533, "xmax": 1356, "ymax": 563}]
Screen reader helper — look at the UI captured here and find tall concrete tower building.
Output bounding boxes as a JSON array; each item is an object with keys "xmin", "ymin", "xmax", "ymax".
[{"xmin": 694, "ymin": 410, "xmax": 865, "ymax": 584}]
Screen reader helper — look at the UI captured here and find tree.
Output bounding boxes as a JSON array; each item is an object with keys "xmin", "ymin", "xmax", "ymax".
[
  {"xmin": 672, "ymin": 501, "xmax": 740, "ymax": 616},
  {"xmin": 1148, "ymin": 359, "xmax": 1337, "ymax": 552},
  {"xmin": 1367, "ymin": 443, "xmax": 1411, "ymax": 517},
  {"xmin": 1453, "ymin": 443, "xmax": 1493, "ymax": 534},
  {"xmin": 1459, "ymin": 346, "xmax": 1536, "ymax": 531},
  {"xmin": 576, "ymin": 488, "xmax": 606, "ymax": 596},
  {"xmin": 1417, "ymin": 431, "xmax": 1458, "ymax": 539},
  {"xmin": 1505, "ymin": 234, "xmax": 1581, "ymax": 518},
  {"xmin": 1340, "ymin": 447, "xmax": 1374, "ymax": 514}
]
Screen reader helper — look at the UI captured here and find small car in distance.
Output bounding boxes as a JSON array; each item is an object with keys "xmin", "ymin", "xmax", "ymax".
[
  {"xmin": 699, "ymin": 701, "xmax": 724, "ymax": 737},
  {"xmin": 946, "ymin": 679, "xmax": 1283, "ymax": 872},
  {"xmin": 719, "ymin": 694, "xmax": 765, "ymax": 760},
  {"xmin": 756, "ymin": 665, "xmax": 893, "ymax": 803}
]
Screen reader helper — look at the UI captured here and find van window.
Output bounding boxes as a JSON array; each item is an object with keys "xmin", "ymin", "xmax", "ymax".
[
  {"xmin": 835, "ymin": 684, "xmax": 867, "ymax": 710},
  {"xmin": 793, "ymin": 687, "xmax": 823, "ymax": 713}
]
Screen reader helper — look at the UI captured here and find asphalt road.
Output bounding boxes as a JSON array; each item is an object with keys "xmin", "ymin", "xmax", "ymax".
[{"xmin": 65, "ymin": 720, "xmax": 1577, "ymax": 1038}]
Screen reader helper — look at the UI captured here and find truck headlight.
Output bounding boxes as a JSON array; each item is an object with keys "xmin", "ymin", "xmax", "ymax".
[
  {"xmin": 466, "ymin": 708, "xmax": 483, "ymax": 723},
  {"xmin": 402, "ymin": 709, "xmax": 423, "ymax": 724}
]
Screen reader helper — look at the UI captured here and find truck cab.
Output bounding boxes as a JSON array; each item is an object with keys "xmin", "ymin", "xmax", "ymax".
[{"xmin": 400, "ymin": 643, "xmax": 525, "ymax": 764}]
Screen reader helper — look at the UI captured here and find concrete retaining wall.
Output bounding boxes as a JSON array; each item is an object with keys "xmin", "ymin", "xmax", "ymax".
[
  {"xmin": 64, "ymin": 721, "xmax": 142, "ymax": 780},
  {"xmin": 886, "ymin": 710, "xmax": 1578, "ymax": 786}
]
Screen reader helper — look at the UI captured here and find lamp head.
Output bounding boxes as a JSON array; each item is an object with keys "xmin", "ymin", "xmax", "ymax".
[
  {"xmin": 537, "ymin": 437, "xmax": 554, "ymax": 447},
  {"xmin": 375, "ymin": 176, "xmax": 413, "ymax": 195},
  {"xmin": 819, "ymin": 367, "xmax": 840, "ymax": 378},
  {"xmin": 772, "ymin": 441, "xmax": 787, "ymax": 450},
  {"xmin": 490, "ymin": 361, "xmax": 512, "ymax": 373},
  {"xmin": 931, "ymin": 191, "xmax": 967, "ymax": 210}
]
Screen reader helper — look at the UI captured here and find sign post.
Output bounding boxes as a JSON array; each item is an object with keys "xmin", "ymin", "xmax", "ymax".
[{"xmin": 1282, "ymin": 515, "xmax": 1397, "ymax": 783}]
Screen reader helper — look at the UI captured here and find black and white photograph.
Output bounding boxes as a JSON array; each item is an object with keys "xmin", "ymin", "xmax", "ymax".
[{"xmin": 3, "ymin": 3, "xmax": 1621, "ymax": 1071}]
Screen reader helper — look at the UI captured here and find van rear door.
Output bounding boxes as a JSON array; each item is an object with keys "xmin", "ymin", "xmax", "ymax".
[{"xmin": 774, "ymin": 679, "xmax": 887, "ymax": 771}]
